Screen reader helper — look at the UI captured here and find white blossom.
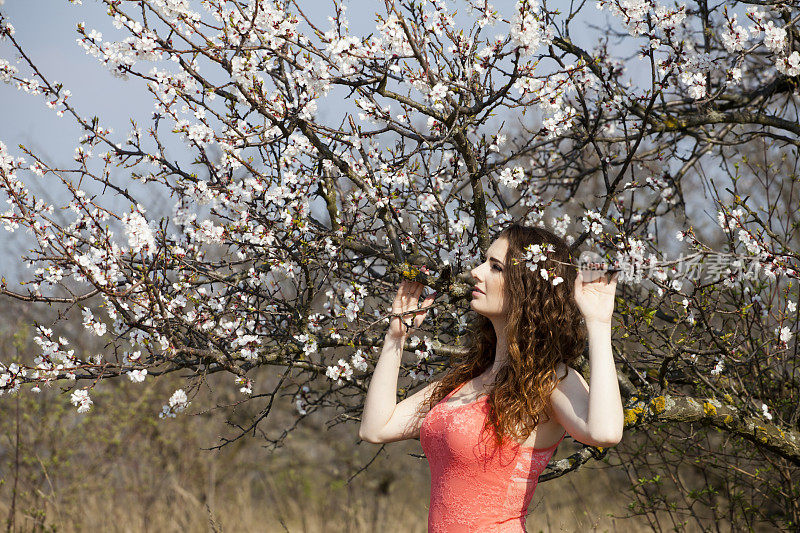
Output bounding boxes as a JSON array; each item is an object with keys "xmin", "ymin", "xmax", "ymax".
[
  {"xmin": 721, "ymin": 14, "xmax": 748, "ymax": 53},
  {"xmin": 351, "ymin": 349, "xmax": 368, "ymax": 372},
  {"xmin": 777, "ymin": 326, "xmax": 793, "ymax": 344},
  {"xmin": 746, "ymin": 7, "xmax": 766, "ymax": 35},
  {"xmin": 413, "ymin": 336, "xmax": 433, "ymax": 363},
  {"xmin": 419, "ymin": 192, "xmax": 438, "ymax": 211},
  {"xmin": 82, "ymin": 307, "xmax": 107, "ymax": 337},
  {"xmin": 522, "ymin": 243, "xmax": 553, "ymax": 272},
  {"xmin": 294, "ymin": 385, "xmax": 310, "ymax": 415},
  {"xmin": 235, "ymin": 376, "xmax": 253, "ymax": 395},
  {"xmin": 598, "ymin": 0, "xmax": 650, "ymax": 36},
  {"xmin": 653, "ymin": 4, "xmax": 686, "ymax": 32},
  {"xmin": 776, "ymin": 52, "xmax": 800, "ymax": 77},
  {"xmin": 70, "ymin": 389, "xmax": 93, "ymax": 413},
  {"xmin": 377, "ymin": 14, "xmax": 413, "ymax": 57},
  {"xmin": 294, "ymin": 333, "xmax": 317, "ymax": 358},
  {"xmin": 326, "ymin": 358, "xmax": 353, "ymax": 385},
  {"xmin": 763, "ymin": 21, "xmax": 787, "ymax": 53},
  {"xmin": 127, "ymin": 369, "xmax": 147, "ymax": 382},
  {"xmin": 582, "ymin": 210, "xmax": 604, "ymax": 235},
  {"xmin": 497, "ymin": 166, "xmax": 525, "ymax": 189},
  {"xmin": 122, "ymin": 208, "xmax": 156, "ymax": 256},
  {"xmin": 0, "ymin": 58, "xmax": 18, "ymax": 83},
  {"xmin": 679, "ymin": 70, "xmax": 707, "ymax": 100},
  {"xmin": 510, "ymin": 0, "xmax": 551, "ymax": 56},
  {"xmin": 551, "ymin": 214, "xmax": 571, "ymax": 238},
  {"xmin": 168, "ymin": 389, "xmax": 189, "ymax": 412}
]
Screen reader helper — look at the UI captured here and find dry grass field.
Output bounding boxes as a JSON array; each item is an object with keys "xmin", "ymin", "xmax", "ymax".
[
  {"xmin": 0, "ymin": 378, "xmax": 653, "ymax": 533},
  {"xmin": 0, "ymin": 314, "xmax": 657, "ymax": 533}
]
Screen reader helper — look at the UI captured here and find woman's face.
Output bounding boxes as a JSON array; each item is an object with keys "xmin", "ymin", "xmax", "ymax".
[{"xmin": 469, "ymin": 237, "xmax": 509, "ymax": 318}]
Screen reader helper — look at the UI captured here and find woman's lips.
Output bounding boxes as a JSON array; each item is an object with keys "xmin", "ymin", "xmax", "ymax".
[{"xmin": 472, "ymin": 288, "xmax": 483, "ymax": 296}]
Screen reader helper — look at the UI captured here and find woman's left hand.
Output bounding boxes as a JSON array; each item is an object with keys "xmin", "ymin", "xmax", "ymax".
[{"xmin": 574, "ymin": 264, "xmax": 619, "ymax": 324}]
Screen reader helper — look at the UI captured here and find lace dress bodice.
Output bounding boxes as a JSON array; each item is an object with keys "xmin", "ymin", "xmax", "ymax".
[{"xmin": 420, "ymin": 382, "xmax": 565, "ymax": 532}]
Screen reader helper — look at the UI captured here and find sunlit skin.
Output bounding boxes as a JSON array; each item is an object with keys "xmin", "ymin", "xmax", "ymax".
[{"xmin": 469, "ymin": 237, "xmax": 512, "ymax": 378}]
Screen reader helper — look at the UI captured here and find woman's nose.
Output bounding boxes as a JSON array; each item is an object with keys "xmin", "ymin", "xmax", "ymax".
[{"xmin": 470, "ymin": 266, "xmax": 480, "ymax": 282}]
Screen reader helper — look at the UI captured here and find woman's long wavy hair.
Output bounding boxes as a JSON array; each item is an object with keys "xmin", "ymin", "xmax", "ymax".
[{"xmin": 420, "ymin": 223, "xmax": 587, "ymax": 450}]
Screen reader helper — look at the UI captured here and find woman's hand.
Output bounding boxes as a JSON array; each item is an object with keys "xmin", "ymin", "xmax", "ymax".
[
  {"xmin": 574, "ymin": 265, "xmax": 619, "ymax": 324},
  {"xmin": 388, "ymin": 280, "xmax": 436, "ymax": 339}
]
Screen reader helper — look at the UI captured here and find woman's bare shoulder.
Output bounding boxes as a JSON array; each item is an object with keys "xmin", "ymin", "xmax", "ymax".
[
  {"xmin": 551, "ymin": 363, "xmax": 589, "ymax": 394},
  {"xmin": 551, "ymin": 363, "xmax": 589, "ymax": 396},
  {"xmin": 553, "ymin": 362, "xmax": 578, "ymax": 380}
]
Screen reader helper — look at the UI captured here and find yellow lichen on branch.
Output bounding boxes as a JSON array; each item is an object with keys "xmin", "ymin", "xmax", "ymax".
[{"xmin": 621, "ymin": 394, "xmax": 800, "ymax": 466}]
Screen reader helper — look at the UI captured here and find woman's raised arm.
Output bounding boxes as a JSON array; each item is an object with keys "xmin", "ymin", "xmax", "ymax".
[
  {"xmin": 549, "ymin": 268, "xmax": 623, "ymax": 447},
  {"xmin": 358, "ymin": 280, "xmax": 436, "ymax": 444}
]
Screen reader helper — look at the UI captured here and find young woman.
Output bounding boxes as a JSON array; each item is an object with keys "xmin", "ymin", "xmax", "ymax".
[{"xmin": 359, "ymin": 223, "xmax": 623, "ymax": 532}]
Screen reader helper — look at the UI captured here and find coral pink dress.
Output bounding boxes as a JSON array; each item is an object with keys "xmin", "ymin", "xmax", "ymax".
[{"xmin": 420, "ymin": 381, "xmax": 566, "ymax": 532}]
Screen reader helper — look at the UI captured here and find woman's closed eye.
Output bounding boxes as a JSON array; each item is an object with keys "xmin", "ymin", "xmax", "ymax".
[{"xmin": 492, "ymin": 264, "xmax": 503, "ymax": 272}]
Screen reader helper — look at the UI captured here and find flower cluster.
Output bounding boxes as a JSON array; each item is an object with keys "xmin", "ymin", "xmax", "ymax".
[
  {"xmin": 326, "ymin": 348, "xmax": 370, "ymax": 386},
  {"xmin": 70, "ymin": 389, "xmax": 93, "ymax": 413},
  {"xmin": 427, "ymin": 82, "xmax": 452, "ymax": 112},
  {"xmin": 520, "ymin": 243, "xmax": 564, "ymax": 286},
  {"xmin": 0, "ymin": 363, "xmax": 24, "ymax": 395},
  {"xmin": 81, "ymin": 307, "xmax": 107, "ymax": 337},
  {"xmin": 522, "ymin": 243, "xmax": 552, "ymax": 268},
  {"xmin": 497, "ymin": 166, "xmax": 525, "ymax": 189},
  {"xmin": 720, "ymin": 13, "xmax": 748, "ymax": 53},
  {"xmin": 235, "ymin": 376, "xmax": 253, "ymax": 395},
  {"xmin": 510, "ymin": 0, "xmax": 552, "ymax": 56},
  {"xmin": 325, "ymin": 282, "xmax": 368, "ymax": 323},
  {"xmin": 408, "ymin": 336, "xmax": 435, "ymax": 381},
  {"xmin": 324, "ymin": 359, "xmax": 352, "ymax": 384},
  {"xmin": 127, "ymin": 369, "xmax": 147, "ymax": 383},
  {"xmin": 122, "ymin": 207, "xmax": 156, "ymax": 257},
  {"xmin": 582, "ymin": 210, "xmax": 605, "ymax": 235},
  {"xmin": 159, "ymin": 389, "xmax": 189, "ymax": 419}
]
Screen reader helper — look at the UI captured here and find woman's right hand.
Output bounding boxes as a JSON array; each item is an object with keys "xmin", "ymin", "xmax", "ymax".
[{"xmin": 388, "ymin": 280, "xmax": 436, "ymax": 339}]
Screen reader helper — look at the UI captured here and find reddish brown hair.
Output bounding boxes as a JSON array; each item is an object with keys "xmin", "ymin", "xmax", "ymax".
[{"xmin": 420, "ymin": 223, "xmax": 587, "ymax": 450}]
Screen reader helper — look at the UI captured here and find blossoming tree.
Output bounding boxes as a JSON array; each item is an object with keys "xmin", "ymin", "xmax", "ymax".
[{"xmin": 1, "ymin": 0, "xmax": 798, "ymax": 528}]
